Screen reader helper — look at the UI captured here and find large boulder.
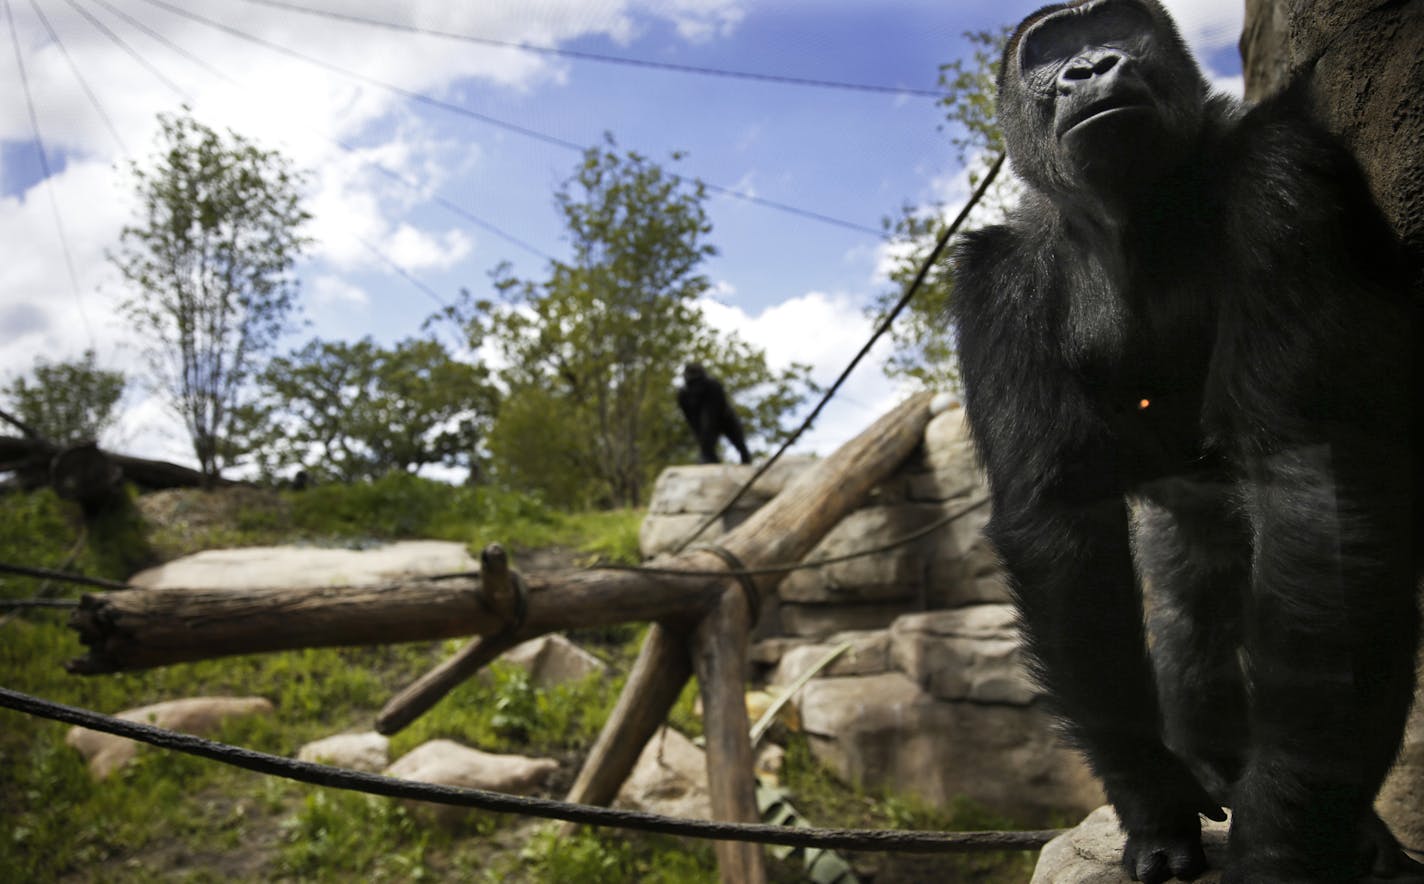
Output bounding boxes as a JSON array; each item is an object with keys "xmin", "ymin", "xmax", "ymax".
[
  {"xmin": 296, "ymin": 731, "xmax": 390, "ymax": 772},
  {"xmin": 1031, "ymin": 805, "xmax": 1229, "ymax": 884},
  {"xmin": 615, "ymin": 726, "xmax": 711, "ymax": 821},
  {"xmin": 385, "ymin": 739, "xmax": 558, "ymax": 824},
  {"xmin": 500, "ymin": 634, "xmax": 606, "ymax": 687},
  {"xmin": 66, "ymin": 696, "xmax": 274, "ymax": 779},
  {"xmin": 1378, "ymin": 682, "xmax": 1424, "ymax": 858}
]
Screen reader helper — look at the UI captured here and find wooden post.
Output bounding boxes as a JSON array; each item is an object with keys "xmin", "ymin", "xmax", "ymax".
[
  {"xmin": 375, "ymin": 545, "xmax": 526, "ymax": 735},
  {"xmin": 692, "ymin": 584, "xmax": 765, "ymax": 884},
  {"xmin": 557, "ymin": 621, "xmax": 693, "ymax": 837}
]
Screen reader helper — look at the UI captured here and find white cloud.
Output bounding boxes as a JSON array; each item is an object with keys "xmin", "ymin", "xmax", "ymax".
[
  {"xmin": 388, "ymin": 225, "xmax": 474, "ymax": 271},
  {"xmin": 0, "ymin": 0, "xmax": 748, "ymax": 433},
  {"xmin": 311, "ymin": 276, "xmax": 370, "ymax": 307},
  {"xmin": 700, "ymin": 291, "xmax": 914, "ymax": 455},
  {"xmin": 647, "ymin": 0, "xmax": 746, "ymax": 42}
]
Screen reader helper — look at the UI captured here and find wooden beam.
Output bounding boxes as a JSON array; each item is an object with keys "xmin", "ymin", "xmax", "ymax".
[
  {"xmin": 557, "ymin": 621, "xmax": 693, "ymax": 837},
  {"xmin": 67, "ymin": 392, "xmax": 935, "ymax": 674},
  {"xmin": 692, "ymin": 586, "xmax": 765, "ymax": 884},
  {"xmin": 374, "ymin": 545, "xmax": 525, "ymax": 735}
]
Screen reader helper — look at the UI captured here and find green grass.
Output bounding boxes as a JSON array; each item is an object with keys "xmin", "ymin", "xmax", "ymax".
[{"xmin": 0, "ymin": 482, "xmax": 1046, "ymax": 882}]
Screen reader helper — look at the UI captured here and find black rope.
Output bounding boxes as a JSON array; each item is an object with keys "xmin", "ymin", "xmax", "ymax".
[
  {"xmin": 27, "ymin": 0, "xmax": 127, "ymax": 154},
  {"xmin": 0, "ymin": 686, "xmax": 1061, "ymax": 854},
  {"xmin": 673, "ymin": 153, "xmax": 1007, "ymax": 554},
  {"xmin": 133, "ymin": 0, "xmax": 886, "ymax": 240},
  {"xmin": 4, "ymin": 0, "xmax": 94, "ymax": 347},
  {"xmin": 689, "ymin": 543, "xmax": 762, "ymax": 621},
  {"xmin": 0, "ymin": 562, "xmax": 131, "ymax": 591},
  {"xmin": 0, "ymin": 598, "xmax": 79, "ymax": 610}
]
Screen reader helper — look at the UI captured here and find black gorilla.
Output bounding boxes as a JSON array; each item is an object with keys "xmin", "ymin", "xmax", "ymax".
[
  {"xmin": 950, "ymin": 2, "xmax": 1421, "ymax": 882},
  {"xmin": 677, "ymin": 363, "xmax": 752, "ymax": 465}
]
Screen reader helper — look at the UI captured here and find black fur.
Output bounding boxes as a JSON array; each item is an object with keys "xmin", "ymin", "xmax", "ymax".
[
  {"xmin": 951, "ymin": 2, "xmax": 1422, "ymax": 881},
  {"xmin": 677, "ymin": 363, "xmax": 752, "ymax": 465}
]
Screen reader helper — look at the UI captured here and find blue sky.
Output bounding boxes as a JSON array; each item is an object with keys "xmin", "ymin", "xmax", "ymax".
[{"xmin": 0, "ymin": 0, "xmax": 1245, "ymax": 467}]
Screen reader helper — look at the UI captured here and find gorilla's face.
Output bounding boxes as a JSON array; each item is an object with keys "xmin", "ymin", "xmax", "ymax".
[{"xmin": 997, "ymin": 0, "xmax": 1208, "ymax": 203}]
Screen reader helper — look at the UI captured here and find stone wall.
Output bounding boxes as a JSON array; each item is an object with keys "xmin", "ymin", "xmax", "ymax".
[
  {"xmin": 640, "ymin": 400, "xmax": 1105, "ymax": 824},
  {"xmin": 640, "ymin": 404, "xmax": 1005, "ymax": 641}
]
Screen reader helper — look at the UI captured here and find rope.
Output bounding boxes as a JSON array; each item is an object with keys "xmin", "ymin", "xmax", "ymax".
[
  {"xmin": 672, "ymin": 152, "xmax": 1006, "ymax": 554},
  {"xmin": 0, "ymin": 686, "xmax": 1061, "ymax": 854},
  {"xmin": 0, "ymin": 598, "xmax": 79, "ymax": 610},
  {"xmin": 689, "ymin": 543, "xmax": 762, "ymax": 622},
  {"xmin": 0, "ymin": 562, "xmax": 130, "ymax": 590}
]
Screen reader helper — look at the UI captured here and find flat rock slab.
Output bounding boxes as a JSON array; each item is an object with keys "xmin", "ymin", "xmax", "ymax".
[
  {"xmin": 66, "ymin": 696, "xmax": 274, "ymax": 779},
  {"xmin": 387, "ymin": 738, "xmax": 558, "ymax": 793},
  {"xmin": 129, "ymin": 540, "xmax": 477, "ymax": 589}
]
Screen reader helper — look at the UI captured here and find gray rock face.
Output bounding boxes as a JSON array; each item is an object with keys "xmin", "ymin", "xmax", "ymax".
[
  {"xmin": 780, "ymin": 504, "xmax": 945, "ymax": 605},
  {"xmin": 794, "ymin": 670, "xmax": 1100, "ymax": 823},
  {"xmin": 768, "ymin": 407, "xmax": 1002, "ymax": 638},
  {"xmin": 778, "ymin": 608, "xmax": 1100, "ymax": 824},
  {"xmin": 890, "ymin": 605, "xmax": 1036, "ymax": 705}
]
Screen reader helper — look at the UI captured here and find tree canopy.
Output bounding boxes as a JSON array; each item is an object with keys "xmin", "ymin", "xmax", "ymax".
[
  {"xmin": 0, "ymin": 350, "xmax": 125, "ymax": 445},
  {"xmin": 111, "ymin": 111, "xmax": 310, "ymax": 482},
  {"xmin": 476, "ymin": 138, "xmax": 812, "ymax": 508},
  {"xmin": 251, "ymin": 336, "xmax": 498, "ymax": 483}
]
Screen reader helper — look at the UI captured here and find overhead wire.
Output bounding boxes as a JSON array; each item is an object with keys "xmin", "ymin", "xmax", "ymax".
[
  {"xmin": 69, "ymin": 0, "xmax": 549, "ymax": 333},
  {"xmin": 26, "ymin": 0, "xmax": 127, "ymax": 154},
  {"xmin": 133, "ymin": 0, "xmax": 887, "ymax": 239},
  {"xmin": 4, "ymin": 0, "xmax": 95, "ymax": 348},
  {"xmin": 232, "ymin": 0, "xmax": 951, "ymax": 100},
  {"xmin": 59, "ymin": 0, "xmax": 189, "ymax": 99},
  {"xmin": 671, "ymin": 152, "xmax": 1006, "ymax": 553}
]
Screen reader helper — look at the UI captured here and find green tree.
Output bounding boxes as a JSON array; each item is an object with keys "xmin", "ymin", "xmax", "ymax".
[
  {"xmin": 111, "ymin": 111, "xmax": 310, "ymax": 483},
  {"xmin": 0, "ymin": 350, "xmax": 126, "ymax": 444},
  {"xmin": 478, "ymin": 139, "xmax": 812, "ymax": 508},
  {"xmin": 254, "ymin": 336, "xmax": 498, "ymax": 483},
  {"xmin": 871, "ymin": 28, "xmax": 1016, "ymax": 388}
]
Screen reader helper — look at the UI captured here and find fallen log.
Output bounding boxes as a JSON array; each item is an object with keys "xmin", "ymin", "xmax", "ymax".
[{"xmin": 67, "ymin": 392, "xmax": 935, "ymax": 675}]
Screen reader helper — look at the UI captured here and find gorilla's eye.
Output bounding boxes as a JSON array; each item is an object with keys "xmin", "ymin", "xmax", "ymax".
[{"xmin": 1020, "ymin": 2, "xmax": 1155, "ymax": 73}]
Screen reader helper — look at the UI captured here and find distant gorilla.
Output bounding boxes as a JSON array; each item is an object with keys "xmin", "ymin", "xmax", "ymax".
[
  {"xmin": 677, "ymin": 363, "xmax": 752, "ymax": 465},
  {"xmin": 950, "ymin": 2, "xmax": 1421, "ymax": 882}
]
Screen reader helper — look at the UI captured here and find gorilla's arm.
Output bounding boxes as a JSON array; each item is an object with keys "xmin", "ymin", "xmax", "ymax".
[
  {"xmin": 953, "ymin": 228, "xmax": 1223, "ymax": 881},
  {"xmin": 1205, "ymin": 101, "xmax": 1421, "ymax": 882}
]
